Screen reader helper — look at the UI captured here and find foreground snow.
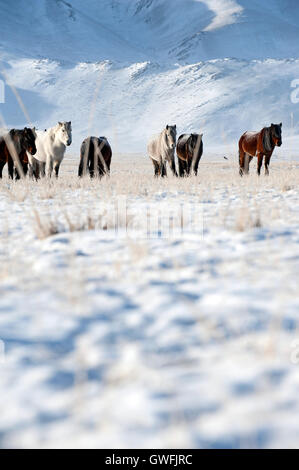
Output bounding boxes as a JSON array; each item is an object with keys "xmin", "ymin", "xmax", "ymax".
[{"xmin": 0, "ymin": 159, "xmax": 299, "ymax": 448}]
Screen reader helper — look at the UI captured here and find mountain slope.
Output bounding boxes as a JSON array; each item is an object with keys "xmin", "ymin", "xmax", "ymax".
[
  {"xmin": 0, "ymin": 0, "xmax": 298, "ymax": 154},
  {"xmin": 1, "ymin": 0, "xmax": 298, "ymax": 63}
]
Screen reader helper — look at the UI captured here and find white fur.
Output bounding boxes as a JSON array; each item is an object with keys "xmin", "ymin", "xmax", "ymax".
[
  {"xmin": 147, "ymin": 125, "xmax": 176, "ymax": 168},
  {"xmin": 27, "ymin": 121, "xmax": 72, "ymax": 177}
]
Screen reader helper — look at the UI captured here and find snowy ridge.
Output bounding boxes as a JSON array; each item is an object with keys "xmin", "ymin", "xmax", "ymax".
[
  {"xmin": 1, "ymin": 57, "xmax": 299, "ymax": 155},
  {"xmin": 0, "ymin": 0, "xmax": 299, "ymax": 154}
]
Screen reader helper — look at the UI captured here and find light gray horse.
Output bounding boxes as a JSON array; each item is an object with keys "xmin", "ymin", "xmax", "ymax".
[
  {"xmin": 27, "ymin": 121, "xmax": 72, "ymax": 178},
  {"xmin": 147, "ymin": 125, "xmax": 177, "ymax": 177}
]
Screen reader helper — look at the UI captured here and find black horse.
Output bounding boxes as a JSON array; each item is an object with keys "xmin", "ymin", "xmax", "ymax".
[
  {"xmin": 0, "ymin": 127, "xmax": 37, "ymax": 179},
  {"xmin": 176, "ymin": 133, "xmax": 203, "ymax": 177},
  {"xmin": 78, "ymin": 136, "xmax": 112, "ymax": 178}
]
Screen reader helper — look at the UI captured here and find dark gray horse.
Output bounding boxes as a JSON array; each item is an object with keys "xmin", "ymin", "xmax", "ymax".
[
  {"xmin": 78, "ymin": 136, "xmax": 112, "ymax": 177},
  {"xmin": 176, "ymin": 133, "xmax": 203, "ymax": 176}
]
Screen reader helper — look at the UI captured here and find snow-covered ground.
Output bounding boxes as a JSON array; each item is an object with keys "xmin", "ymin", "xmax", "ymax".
[
  {"xmin": 0, "ymin": 159, "xmax": 299, "ymax": 448},
  {"xmin": 1, "ymin": 0, "xmax": 299, "ymax": 449}
]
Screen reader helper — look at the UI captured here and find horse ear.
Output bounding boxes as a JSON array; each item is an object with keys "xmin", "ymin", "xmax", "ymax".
[
  {"xmin": 174, "ymin": 124, "xmax": 176, "ymax": 128},
  {"xmin": 280, "ymin": 122, "xmax": 282, "ymax": 127},
  {"xmin": 166, "ymin": 125, "xmax": 169, "ymax": 130},
  {"xmin": 68, "ymin": 121, "xmax": 71, "ymax": 126},
  {"xmin": 58, "ymin": 122, "xmax": 63, "ymax": 126},
  {"xmin": 271, "ymin": 123, "xmax": 274, "ymax": 127}
]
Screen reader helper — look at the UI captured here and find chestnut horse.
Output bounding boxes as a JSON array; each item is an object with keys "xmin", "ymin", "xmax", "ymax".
[
  {"xmin": 78, "ymin": 136, "xmax": 112, "ymax": 177},
  {"xmin": 0, "ymin": 128, "xmax": 37, "ymax": 179},
  {"xmin": 239, "ymin": 123, "xmax": 282, "ymax": 176},
  {"xmin": 177, "ymin": 133, "xmax": 203, "ymax": 176}
]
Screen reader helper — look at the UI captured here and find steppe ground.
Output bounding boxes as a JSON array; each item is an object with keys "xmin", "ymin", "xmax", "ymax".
[{"xmin": 0, "ymin": 154, "xmax": 299, "ymax": 448}]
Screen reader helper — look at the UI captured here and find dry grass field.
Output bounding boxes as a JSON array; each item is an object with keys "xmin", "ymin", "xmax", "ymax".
[{"xmin": 0, "ymin": 155, "xmax": 299, "ymax": 448}]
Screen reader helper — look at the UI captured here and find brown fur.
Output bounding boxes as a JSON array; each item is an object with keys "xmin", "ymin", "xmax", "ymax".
[
  {"xmin": 0, "ymin": 128, "xmax": 37, "ymax": 179},
  {"xmin": 239, "ymin": 123, "xmax": 282, "ymax": 176},
  {"xmin": 0, "ymin": 136, "xmax": 14, "ymax": 178}
]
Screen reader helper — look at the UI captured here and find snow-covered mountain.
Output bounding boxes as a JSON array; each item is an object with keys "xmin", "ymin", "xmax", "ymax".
[{"xmin": 0, "ymin": 0, "xmax": 299, "ymax": 154}]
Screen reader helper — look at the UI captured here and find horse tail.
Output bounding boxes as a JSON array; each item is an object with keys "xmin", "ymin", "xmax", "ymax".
[
  {"xmin": 244, "ymin": 153, "xmax": 250, "ymax": 173},
  {"xmin": 239, "ymin": 149, "xmax": 244, "ymax": 177},
  {"xmin": 78, "ymin": 138, "xmax": 91, "ymax": 177}
]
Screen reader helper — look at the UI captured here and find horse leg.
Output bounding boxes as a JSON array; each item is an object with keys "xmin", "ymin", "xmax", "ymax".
[
  {"xmin": 78, "ymin": 156, "xmax": 84, "ymax": 177},
  {"xmin": 53, "ymin": 161, "xmax": 61, "ymax": 178},
  {"xmin": 161, "ymin": 161, "xmax": 167, "ymax": 177},
  {"xmin": 14, "ymin": 160, "xmax": 26, "ymax": 180},
  {"xmin": 0, "ymin": 161, "xmax": 5, "ymax": 178},
  {"xmin": 169, "ymin": 157, "xmax": 178, "ymax": 177},
  {"xmin": 8, "ymin": 157, "xmax": 14, "ymax": 179},
  {"xmin": 264, "ymin": 155, "xmax": 271, "ymax": 176},
  {"xmin": 186, "ymin": 159, "xmax": 191, "ymax": 176},
  {"xmin": 239, "ymin": 149, "xmax": 245, "ymax": 176},
  {"xmin": 98, "ymin": 163, "xmax": 105, "ymax": 177},
  {"xmin": 193, "ymin": 156, "xmax": 200, "ymax": 176},
  {"xmin": 23, "ymin": 162, "xmax": 28, "ymax": 177},
  {"xmin": 39, "ymin": 162, "xmax": 46, "ymax": 178},
  {"xmin": 14, "ymin": 168, "xmax": 20, "ymax": 180},
  {"xmin": 34, "ymin": 163, "xmax": 40, "ymax": 180},
  {"xmin": 28, "ymin": 162, "xmax": 35, "ymax": 179},
  {"xmin": 27, "ymin": 154, "xmax": 36, "ymax": 179},
  {"xmin": 150, "ymin": 158, "xmax": 160, "ymax": 177},
  {"xmin": 89, "ymin": 153, "xmax": 95, "ymax": 178},
  {"xmin": 248, "ymin": 155, "xmax": 253, "ymax": 169},
  {"xmin": 257, "ymin": 153, "xmax": 264, "ymax": 176},
  {"xmin": 243, "ymin": 153, "xmax": 252, "ymax": 174},
  {"xmin": 45, "ymin": 156, "xmax": 53, "ymax": 178},
  {"xmin": 178, "ymin": 158, "xmax": 185, "ymax": 177}
]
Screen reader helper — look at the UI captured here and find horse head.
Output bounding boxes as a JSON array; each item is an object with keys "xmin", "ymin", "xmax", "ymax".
[
  {"xmin": 165, "ymin": 124, "xmax": 176, "ymax": 151},
  {"xmin": 270, "ymin": 123, "xmax": 282, "ymax": 147},
  {"xmin": 23, "ymin": 127, "xmax": 37, "ymax": 155},
  {"xmin": 57, "ymin": 121, "xmax": 72, "ymax": 146}
]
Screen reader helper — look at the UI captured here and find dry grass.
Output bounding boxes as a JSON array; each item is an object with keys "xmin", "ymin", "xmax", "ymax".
[
  {"xmin": 235, "ymin": 207, "xmax": 263, "ymax": 232},
  {"xmin": 1, "ymin": 156, "xmax": 298, "ymax": 239},
  {"xmin": 2, "ymin": 156, "xmax": 299, "ymax": 198},
  {"xmin": 33, "ymin": 209, "xmax": 108, "ymax": 239}
]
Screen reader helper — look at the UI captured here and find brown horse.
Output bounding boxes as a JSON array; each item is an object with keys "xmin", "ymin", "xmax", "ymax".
[
  {"xmin": 176, "ymin": 133, "xmax": 203, "ymax": 177},
  {"xmin": 239, "ymin": 123, "xmax": 282, "ymax": 176},
  {"xmin": 78, "ymin": 136, "xmax": 112, "ymax": 177},
  {"xmin": 0, "ymin": 127, "xmax": 37, "ymax": 179}
]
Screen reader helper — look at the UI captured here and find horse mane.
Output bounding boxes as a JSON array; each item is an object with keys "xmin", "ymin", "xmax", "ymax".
[
  {"xmin": 49, "ymin": 124, "xmax": 60, "ymax": 134},
  {"xmin": 46, "ymin": 125, "xmax": 59, "ymax": 142},
  {"xmin": 160, "ymin": 128, "xmax": 175, "ymax": 155},
  {"xmin": 262, "ymin": 127, "xmax": 273, "ymax": 152}
]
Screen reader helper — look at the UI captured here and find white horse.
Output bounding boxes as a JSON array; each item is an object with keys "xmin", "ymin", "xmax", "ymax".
[
  {"xmin": 27, "ymin": 121, "xmax": 72, "ymax": 178},
  {"xmin": 147, "ymin": 125, "xmax": 177, "ymax": 177}
]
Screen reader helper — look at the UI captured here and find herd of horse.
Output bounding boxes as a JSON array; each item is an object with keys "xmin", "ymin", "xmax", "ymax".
[{"xmin": 0, "ymin": 121, "xmax": 282, "ymax": 180}]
